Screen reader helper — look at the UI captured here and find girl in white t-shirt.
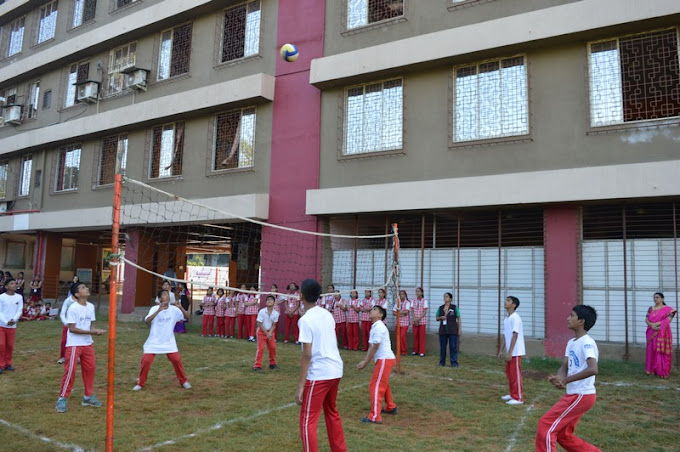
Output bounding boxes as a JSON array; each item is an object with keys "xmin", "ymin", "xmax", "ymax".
[{"xmin": 133, "ymin": 290, "xmax": 192, "ymax": 391}]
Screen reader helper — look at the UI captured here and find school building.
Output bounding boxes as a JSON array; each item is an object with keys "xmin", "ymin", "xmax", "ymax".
[{"xmin": 0, "ymin": 0, "xmax": 679, "ymax": 359}]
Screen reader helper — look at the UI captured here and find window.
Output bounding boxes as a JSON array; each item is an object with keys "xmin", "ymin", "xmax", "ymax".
[
  {"xmin": 344, "ymin": 79, "xmax": 403, "ymax": 155},
  {"xmin": 221, "ymin": 0, "xmax": 260, "ymax": 63},
  {"xmin": 347, "ymin": 0, "xmax": 403, "ymax": 29},
  {"xmin": 7, "ymin": 17, "xmax": 25, "ymax": 57},
  {"xmin": 27, "ymin": 81, "xmax": 40, "ymax": 119},
  {"xmin": 43, "ymin": 89, "xmax": 52, "ymax": 109},
  {"xmin": 18, "ymin": 155, "xmax": 32, "ymax": 197},
  {"xmin": 0, "ymin": 162, "xmax": 7, "ymax": 198},
  {"xmin": 157, "ymin": 23, "xmax": 192, "ymax": 80},
  {"xmin": 589, "ymin": 29, "xmax": 680, "ymax": 128},
  {"xmin": 214, "ymin": 107, "xmax": 255, "ymax": 170},
  {"xmin": 5, "ymin": 241, "xmax": 26, "ymax": 268},
  {"xmin": 72, "ymin": 0, "xmax": 96, "ymax": 28},
  {"xmin": 116, "ymin": 0, "xmax": 138, "ymax": 8},
  {"xmin": 64, "ymin": 61, "xmax": 89, "ymax": 107},
  {"xmin": 55, "ymin": 145, "xmax": 81, "ymax": 191},
  {"xmin": 37, "ymin": 1, "xmax": 58, "ymax": 44},
  {"xmin": 105, "ymin": 42, "xmax": 136, "ymax": 95},
  {"xmin": 150, "ymin": 122, "xmax": 183, "ymax": 178},
  {"xmin": 453, "ymin": 56, "xmax": 528, "ymax": 142},
  {"xmin": 99, "ymin": 134, "xmax": 127, "ymax": 185},
  {"xmin": 60, "ymin": 245, "xmax": 75, "ymax": 271}
]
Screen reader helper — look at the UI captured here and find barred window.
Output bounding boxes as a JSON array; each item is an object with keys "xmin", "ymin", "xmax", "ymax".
[
  {"xmin": 7, "ymin": 17, "xmax": 25, "ymax": 57},
  {"xmin": 18, "ymin": 155, "xmax": 32, "ymax": 197},
  {"xmin": 0, "ymin": 162, "xmax": 7, "ymax": 199},
  {"xmin": 453, "ymin": 56, "xmax": 528, "ymax": 142},
  {"xmin": 214, "ymin": 107, "xmax": 256, "ymax": 170},
  {"xmin": 56, "ymin": 145, "xmax": 81, "ymax": 192},
  {"xmin": 72, "ymin": 0, "xmax": 96, "ymax": 28},
  {"xmin": 1, "ymin": 87, "xmax": 17, "ymax": 127},
  {"xmin": 589, "ymin": 29, "xmax": 680, "ymax": 128},
  {"xmin": 150, "ymin": 123, "xmax": 184, "ymax": 178},
  {"xmin": 221, "ymin": 0, "xmax": 260, "ymax": 63},
  {"xmin": 106, "ymin": 42, "xmax": 136, "ymax": 95},
  {"xmin": 27, "ymin": 81, "xmax": 40, "ymax": 119},
  {"xmin": 65, "ymin": 61, "xmax": 89, "ymax": 107},
  {"xmin": 37, "ymin": 1, "xmax": 58, "ymax": 44},
  {"xmin": 99, "ymin": 134, "xmax": 127, "ymax": 185},
  {"xmin": 43, "ymin": 89, "xmax": 52, "ymax": 109},
  {"xmin": 347, "ymin": 0, "xmax": 403, "ymax": 29},
  {"xmin": 344, "ymin": 79, "xmax": 403, "ymax": 155},
  {"xmin": 158, "ymin": 23, "xmax": 192, "ymax": 81}
]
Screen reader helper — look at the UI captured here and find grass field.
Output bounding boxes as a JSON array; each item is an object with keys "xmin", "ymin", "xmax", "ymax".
[{"xmin": 1, "ymin": 316, "xmax": 679, "ymax": 451}]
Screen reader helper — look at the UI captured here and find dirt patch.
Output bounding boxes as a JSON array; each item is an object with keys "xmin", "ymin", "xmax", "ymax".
[{"xmin": 523, "ymin": 370, "xmax": 550, "ymax": 381}]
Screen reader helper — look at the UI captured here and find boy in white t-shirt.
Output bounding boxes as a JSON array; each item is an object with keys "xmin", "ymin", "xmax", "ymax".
[
  {"xmin": 133, "ymin": 289, "xmax": 191, "ymax": 391},
  {"xmin": 536, "ymin": 305, "xmax": 600, "ymax": 452},
  {"xmin": 56, "ymin": 282, "xmax": 105, "ymax": 413},
  {"xmin": 0, "ymin": 279, "xmax": 24, "ymax": 373},
  {"xmin": 295, "ymin": 279, "xmax": 347, "ymax": 452},
  {"xmin": 499, "ymin": 296, "xmax": 526, "ymax": 406},
  {"xmin": 253, "ymin": 295, "xmax": 279, "ymax": 371},
  {"xmin": 357, "ymin": 305, "xmax": 398, "ymax": 424}
]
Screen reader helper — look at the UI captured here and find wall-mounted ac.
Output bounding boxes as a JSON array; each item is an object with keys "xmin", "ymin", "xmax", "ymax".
[
  {"xmin": 75, "ymin": 80, "xmax": 100, "ymax": 103},
  {"xmin": 123, "ymin": 67, "xmax": 150, "ymax": 91},
  {"xmin": 0, "ymin": 202, "xmax": 7, "ymax": 213},
  {"xmin": 2, "ymin": 104, "xmax": 22, "ymax": 125}
]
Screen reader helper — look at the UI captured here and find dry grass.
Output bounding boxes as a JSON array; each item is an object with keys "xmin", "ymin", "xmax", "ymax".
[{"xmin": 1, "ymin": 317, "xmax": 679, "ymax": 451}]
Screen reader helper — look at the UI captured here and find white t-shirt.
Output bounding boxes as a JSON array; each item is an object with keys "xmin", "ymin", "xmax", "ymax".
[
  {"xmin": 143, "ymin": 305, "xmax": 185, "ymax": 354},
  {"xmin": 0, "ymin": 293, "xmax": 23, "ymax": 328},
  {"xmin": 565, "ymin": 334, "xmax": 598, "ymax": 395},
  {"xmin": 297, "ymin": 306, "xmax": 344, "ymax": 381},
  {"xmin": 256, "ymin": 307, "xmax": 279, "ymax": 331},
  {"xmin": 65, "ymin": 301, "xmax": 96, "ymax": 347},
  {"xmin": 60, "ymin": 295, "xmax": 76, "ymax": 326},
  {"xmin": 503, "ymin": 312, "xmax": 526, "ymax": 356},
  {"xmin": 368, "ymin": 320, "xmax": 395, "ymax": 362}
]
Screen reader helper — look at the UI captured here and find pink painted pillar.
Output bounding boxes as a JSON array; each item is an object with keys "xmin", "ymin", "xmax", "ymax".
[
  {"xmin": 260, "ymin": 0, "xmax": 324, "ymax": 290},
  {"xmin": 544, "ymin": 205, "xmax": 581, "ymax": 357},
  {"xmin": 121, "ymin": 228, "xmax": 155, "ymax": 313}
]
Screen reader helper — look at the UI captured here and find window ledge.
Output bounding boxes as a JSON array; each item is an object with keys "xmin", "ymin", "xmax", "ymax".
[
  {"xmin": 448, "ymin": 134, "xmax": 532, "ymax": 149},
  {"xmin": 111, "ymin": 1, "xmax": 143, "ymax": 16},
  {"xmin": 146, "ymin": 175, "xmax": 183, "ymax": 184},
  {"xmin": 587, "ymin": 117, "xmax": 680, "ymax": 136},
  {"xmin": 152, "ymin": 73, "xmax": 191, "ymax": 88},
  {"xmin": 342, "ymin": 16, "xmax": 407, "ymax": 37},
  {"xmin": 101, "ymin": 89, "xmax": 134, "ymax": 100},
  {"xmin": 15, "ymin": 194, "xmax": 30, "ymax": 199},
  {"xmin": 67, "ymin": 20, "xmax": 97, "ymax": 34},
  {"xmin": 58, "ymin": 103, "xmax": 89, "ymax": 114},
  {"xmin": 214, "ymin": 54, "xmax": 261, "ymax": 70},
  {"xmin": 338, "ymin": 148, "xmax": 405, "ymax": 161},
  {"xmin": 207, "ymin": 166, "xmax": 255, "ymax": 177},
  {"xmin": 1, "ymin": 52, "xmax": 23, "ymax": 64},
  {"xmin": 92, "ymin": 183, "xmax": 115, "ymax": 191},
  {"xmin": 447, "ymin": 0, "xmax": 497, "ymax": 12},
  {"xmin": 31, "ymin": 37, "xmax": 56, "ymax": 50},
  {"xmin": 52, "ymin": 188, "xmax": 79, "ymax": 195}
]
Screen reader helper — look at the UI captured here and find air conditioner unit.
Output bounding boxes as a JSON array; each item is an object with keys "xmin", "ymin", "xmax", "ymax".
[
  {"xmin": 2, "ymin": 104, "xmax": 22, "ymax": 125},
  {"xmin": 0, "ymin": 202, "xmax": 7, "ymax": 213},
  {"xmin": 124, "ymin": 68, "xmax": 149, "ymax": 91},
  {"xmin": 76, "ymin": 81, "xmax": 99, "ymax": 103}
]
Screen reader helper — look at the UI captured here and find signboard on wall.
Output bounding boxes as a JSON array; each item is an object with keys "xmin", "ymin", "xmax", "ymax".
[{"xmin": 76, "ymin": 268, "xmax": 93, "ymax": 285}]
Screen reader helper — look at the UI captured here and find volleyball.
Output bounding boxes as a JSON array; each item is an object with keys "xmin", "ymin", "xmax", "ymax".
[{"xmin": 280, "ymin": 43, "xmax": 299, "ymax": 62}]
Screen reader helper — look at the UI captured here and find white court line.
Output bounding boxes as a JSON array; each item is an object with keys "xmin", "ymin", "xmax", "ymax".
[
  {"xmin": 140, "ymin": 382, "xmax": 368, "ymax": 451},
  {"xmin": 599, "ymin": 381, "xmax": 673, "ymax": 390},
  {"xmin": 504, "ymin": 398, "xmax": 540, "ymax": 452},
  {"xmin": 0, "ymin": 418, "xmax": 86, "ymax": 451}
]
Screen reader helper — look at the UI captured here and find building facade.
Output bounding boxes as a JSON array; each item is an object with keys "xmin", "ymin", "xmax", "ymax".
[{"xmin": 1, "ymin": 0, "xmax": 679, "ymax": 358}]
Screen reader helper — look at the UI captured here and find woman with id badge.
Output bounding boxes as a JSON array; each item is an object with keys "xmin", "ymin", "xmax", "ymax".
[{"xmin": 436, "ymin": 292, "xmax": 462, "ymax": 367}]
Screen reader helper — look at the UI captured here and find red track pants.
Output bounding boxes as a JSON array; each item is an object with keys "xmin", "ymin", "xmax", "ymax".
[
  {"xmin": 412, "ymin": 324, "xmax": 427, "ymax": 355},
  {"xmin": 137, "ymin": 352, "xmax": 187, "ymax": 387},
  {"xmin": 226, "ymin": 316, "xmax": 236, "ymax": 336},
  {"xmin": 254, "ymin": 330, "xmax": 276, "ymax": 368},
  {"xmin": 367, "ymin": 358, "xmax": 397, "ymax": 423},
  {"xmin": 535, "ymin": 394, "xmax": 600, "ymax": 452},
  {"xmin": 335, "ymin": 323, "xmax": 348, "ymax": 349},
  {"xmin": 59, "ymin": 345, "xmax": 95, "ymax": 399},
  {"xmin": 299, "ymin": 378, "xmax": 347, "ymax": 452},
  {"xmin": 285, "ymin": 314, "xmax": 299, "ymax": 342},
  {"xmin": 237, "ymin": 314, "xmax": 247, "ymax": 339},
  {"xmin": 361, "ymin": 321, "xmax": 371, "ymax": 351},
  {"xmin": 0, "ymin": 327, "xmax": 17, "ymax": 368},
  {"xmin": 247, "ymin": 314, "xmax": 257, "ymax": 338},
  {"xmin": 398, "ymin": 324, "xmax": 409, "ymax": 355},
  {"xmin": 201, "ymin": 315, "xmax": 215, "ymax": 336},
  {"xmin": 59, "ymin": 325, "xmax": 68, "ymax": 359},
  {"xmin": 346, "ymin": 322, "xmax": 359, "ymax": 350},
  {"xmin": 505, "ymin": 356, "xmax": 524, "ymax": 402},
  {"xmin": 215, "ymin": 316, "xmax": 226, "ymax": 336}
]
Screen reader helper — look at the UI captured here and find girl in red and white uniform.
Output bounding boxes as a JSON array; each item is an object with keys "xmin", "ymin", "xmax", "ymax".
[
  {"xmin": 346, "ymin": 290, "xmax": 361, "ymax": 351},
  {"xmin": 200, "ymin": 287, "xmax": 216, "ymax": 337},
  {"xmin": 225, "ymin": 289, "xmax": 237, "ymax": 338},
  {"xmin": 271, "ymin": 284, "xmax": 282, "ymax": 341},
  {"xmin": 323, "ymin": 285, "xmax": 336, "ymax": 313},
  {"xmin": 394, "ymin": 290, "xmax": 411, "ymax": 356},
  {"xmin": 331, "ymin": 291, "xmax": 348, "ymax": 349},
  {"xmin": 284, "ymin": 282, "xmax": 299, "ymax": 343},
  {"xmin": 375, "ymin": 288, "xmax": 388, "ymax": 324},
  {"xmin": 359, "ymin": 290, "xmax": 375, "ymax": 351},
  {"xmin": 411, "ymin": 287, "xmax": 429, "ymax": 356},
  {"xmin": 214, "ymin": 289, "xmax": 227, "ymax": 338},
  {"xmin": 245, "ymin": 285, "xmax": 259, "ymax": 342},
  {"xmin": 236, "ymin": 285, "xmax": 248, "ymax": 340}
]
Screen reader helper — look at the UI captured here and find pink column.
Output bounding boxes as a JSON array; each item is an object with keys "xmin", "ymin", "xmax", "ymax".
[
  {"xmin": 544, "ymin": 205, "xmax": 581, "ymax": 357},
  {"xmin": 260, "ymin": 0, "xmax": 325, "ymax": 288}
]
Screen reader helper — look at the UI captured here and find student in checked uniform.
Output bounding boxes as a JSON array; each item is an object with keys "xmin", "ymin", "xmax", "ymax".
[
  {"xmin": 295, "ymin": 279, "xmax": 347, "ymax": 452},
  {"xmin": 394, "ymin": 290, "xmax": 411, "ymax": 356},
  {"xmin": 200, "ymin": 287, "xmax": 216, "ymax": 337},
  {"xmin": 535, "ymin": 305, "xmax": 600, "ymax": 452},
  {"xmin": 331, "ymin": 291, "xmax": 348, "ymax": 349},
  {"xmin": 410, "ymin": 287, "xmax": 429, "ymax": 357},
  {"xmin": 359, "ymin": 290, "xmax": 374, "ymax": 351},
  {"xmin": 245, "ymin": 285, "xmax": 259, "ymax": 342},
  {"xmin": 357, "ymin": 305, "xmax": 398, "ymax": 424},
  {"xmin": 253, "ymin": 295, "xmax": 279, "ymax": 371},
  {"xmin": 237, "ymin": 285, "xmax": 248, "ymax": 339},
  {"xmin": 284, "ymin": 282, "xmax": 300, "ymax": 343},
  {"xmin": 214, "ymin": 288, "xmax": 227, "ymax": 338},
  {"xmin": 499, "ymin": 296, "xmax": 526, "ymax": 406},
  {"xmin": 346, "ymin": 290, "xmax": 361, "ymax": 351}
]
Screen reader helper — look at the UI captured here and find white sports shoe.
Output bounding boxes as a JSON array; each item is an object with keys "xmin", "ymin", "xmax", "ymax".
[
  {"xmin": 57, "ymin": 358, "xmax": 65, "ymax": 364},
  {"xmin": 501, "ymin": 394, "xmax": 512, "ymax": 401},
  {"xmin": 182, "ymin": 382, "xmax": 192, "ymax": 389},
  {"xmin": 506, "ymin": 399, "xmax": 524, "ymax": 406},
  {"xmin": 132, "ymin": 385, "xmax": 143, "ymax": 391}
]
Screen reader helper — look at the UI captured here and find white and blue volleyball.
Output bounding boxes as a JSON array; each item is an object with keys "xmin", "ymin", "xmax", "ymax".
[{"xmin": 280, "ymin": 43, "xmax": 299, "ymax": 62}]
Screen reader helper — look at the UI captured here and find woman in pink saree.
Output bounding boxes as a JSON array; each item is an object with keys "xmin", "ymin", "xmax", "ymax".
[{"xmin": 645, "ymin": 292, "xmax": 677, "ymax": 379}]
